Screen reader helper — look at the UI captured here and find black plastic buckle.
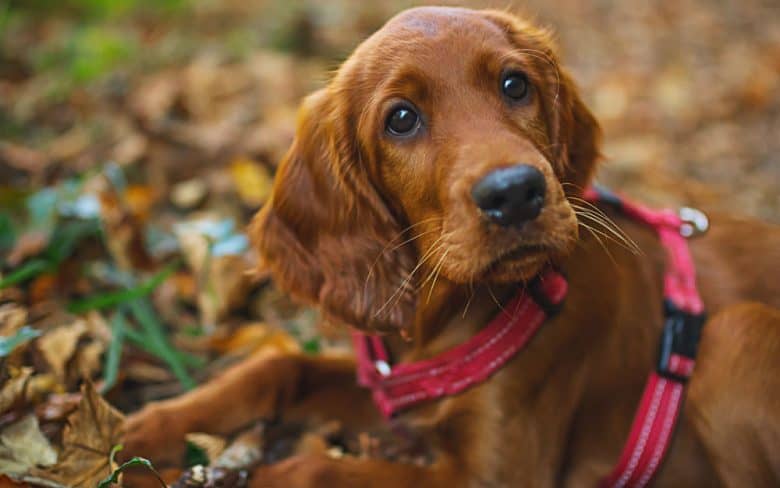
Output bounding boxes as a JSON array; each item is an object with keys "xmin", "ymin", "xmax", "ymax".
[
  {"xmin": 590, "ymin": 184, "xmax": 624, "ymax": 209},
  {"xmin": 656, "ymin": 300, "xmax": 706, "ymax": 382}
]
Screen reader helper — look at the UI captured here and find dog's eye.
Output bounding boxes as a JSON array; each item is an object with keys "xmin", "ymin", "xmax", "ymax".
[
  {"xmin": 502, "ymin": 72, "xmax": 529, "ymax": 100},
  {"xmin": 386, "ymin": 106, "xmax": 420, "ymax": 136}
]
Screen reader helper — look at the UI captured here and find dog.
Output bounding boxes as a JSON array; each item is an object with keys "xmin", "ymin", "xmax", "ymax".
[{"xmin": 122, "ymin": 7, "xmax": 780, "ymax": 487}]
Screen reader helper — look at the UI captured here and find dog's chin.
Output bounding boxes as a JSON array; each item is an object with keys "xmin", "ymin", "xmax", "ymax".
[{"xmin": 482, "ymin": 247, "xmax": 552, "ymax": 283}]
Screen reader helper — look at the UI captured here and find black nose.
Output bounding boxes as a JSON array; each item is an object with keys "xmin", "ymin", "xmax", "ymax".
[{"xmin": 471, "ymin": 164, "xmax": 546, "ymax": 226}]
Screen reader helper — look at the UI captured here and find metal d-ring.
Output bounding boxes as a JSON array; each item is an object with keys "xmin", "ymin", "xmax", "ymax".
[{"xmin": 678, "ymin": 207, "xmax": 709, "ymax": 238}]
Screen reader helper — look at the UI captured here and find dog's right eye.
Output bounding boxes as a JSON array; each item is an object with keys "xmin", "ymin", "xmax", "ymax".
[{"xmin": 386, "ymin": 105, "xmax": 420, "ymax": 136}]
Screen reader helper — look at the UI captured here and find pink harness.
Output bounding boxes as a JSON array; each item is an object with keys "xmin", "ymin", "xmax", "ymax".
[{"xmin": 353, "ymin": 186, "xmax": 708, "ymax": 487}]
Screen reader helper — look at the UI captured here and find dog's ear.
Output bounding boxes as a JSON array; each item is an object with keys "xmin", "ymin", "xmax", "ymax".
[
  {"xmin": 555, "ymin": 71, "xmax": 602, "ymax": 193},
  {"xmin": 249, "ymin": 89, "xmax": 416, "ymax": 333}
]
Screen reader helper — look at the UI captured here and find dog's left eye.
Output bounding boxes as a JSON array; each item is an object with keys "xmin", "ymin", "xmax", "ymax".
[
  {"xmin": 502, "ymin": 72, "xmax": 530, "ymax": 100},
  {"xmin": 386, "ymin": 105, "xmax": 420, "ymax": 136}
]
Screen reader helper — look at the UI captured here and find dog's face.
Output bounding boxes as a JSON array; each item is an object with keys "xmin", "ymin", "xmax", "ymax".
[{"xmin": 252, "ymin": 7, "xmax": 601, "ymax": 333}]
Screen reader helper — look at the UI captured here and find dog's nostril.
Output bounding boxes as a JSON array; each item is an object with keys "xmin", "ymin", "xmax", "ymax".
[{"xmin": 471, "ymin": 164, "xmax": 547, "ymax": 227}]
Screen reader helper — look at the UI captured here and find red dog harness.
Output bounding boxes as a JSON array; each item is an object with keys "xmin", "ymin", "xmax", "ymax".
[{"xmin": 353, "ymin": 186, "xmax": 708, "ymax": 487}]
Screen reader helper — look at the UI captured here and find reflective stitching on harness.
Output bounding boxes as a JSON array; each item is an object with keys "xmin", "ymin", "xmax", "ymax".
[{"xmin": 614, "ymin": 377, "xmax": 667, "ymax": 487}]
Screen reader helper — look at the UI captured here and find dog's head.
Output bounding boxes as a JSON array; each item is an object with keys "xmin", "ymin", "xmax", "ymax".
[{"xmin": 251, "ymin": 7, "xmax": 601, "ymax": 333}]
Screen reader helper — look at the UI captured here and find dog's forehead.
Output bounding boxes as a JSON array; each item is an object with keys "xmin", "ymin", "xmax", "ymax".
[{"xmin": 379, "ymin": 7, "xmax": 506, "ymax": 44}]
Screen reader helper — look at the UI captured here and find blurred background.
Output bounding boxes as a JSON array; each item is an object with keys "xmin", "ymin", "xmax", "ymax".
[{"xmin": 0, "ymin": 0, "xmax": 778, "ymax": 485}]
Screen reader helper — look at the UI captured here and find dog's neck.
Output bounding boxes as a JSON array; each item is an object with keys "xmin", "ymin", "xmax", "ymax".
[{"xmin": 392, "ymin": 220, "xmax": 664, "ymax": 375}]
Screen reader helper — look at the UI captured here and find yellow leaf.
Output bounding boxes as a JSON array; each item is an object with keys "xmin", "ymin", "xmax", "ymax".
[
  {"xmin": 209, "ymin": 323, "xmax": 299, "ymax": 356},
  {"xmin": 230, "ymin": 157, "xmax": 273, "ymax": 207}
]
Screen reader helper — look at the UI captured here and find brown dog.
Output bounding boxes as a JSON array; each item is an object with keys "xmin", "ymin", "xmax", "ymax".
[{"xmin": 122, "ymin": 7, "xmax": 780, "ymax": 487}]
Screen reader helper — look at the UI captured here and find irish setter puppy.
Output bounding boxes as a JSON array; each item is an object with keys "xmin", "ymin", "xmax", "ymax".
[{"xmin": 122, "ymin": 7, "xmax": 780, "ymax": 487}]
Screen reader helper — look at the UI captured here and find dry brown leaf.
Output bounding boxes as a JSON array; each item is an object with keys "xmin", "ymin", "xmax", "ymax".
[
  {"xmin": 35, "ymin": 392, "xmax": 81, "ymax": 424},
  {"xmin": 111, "ymin": 132, "xmax": 148, "ymax": 166},
  {"xmin": 98, "ymin": 187, "xmax": 155, "ymax": 271},
  {"xmin": 129, "ymin": 70, "xmax": 180, "ymax": 124},
  {"xmin": 0, "ymin": 367, "xmax": 33, "ymax": 415},
  {"xmin": 0, "ymin": 305, "xmax": 27, "ymax": 337},
  {"xmin": 124, "ymin": 184, "xmax": 158, "ymax": 222},
  {"xmin": 175, "ymin": 222, "xmax": 253, "ymax": 325},
  {"xmin": 200, "ymin": 255, "xmax": 252, "ymax": 326},
  {"xmin": 186, "ymin": 433, "xmax": 227, "ymax": 462},
  {"xmin": 33, "ymin": 382, "xmax": 124, "ymax": 488},
  {"xmin": 5, "ymin": 231, "xmax": 48, "ymax": 267},
  {"xmin": 28, "ymin": 274, "xmax": 58, "ymax": 304},
  {"xmin": 46, "ymin": 127, "xmax": 90, "ymax": 162},
  {"xmin": 36, "ymin": 319, "xmax": 87, "ymax": 380},
  {"xmin": 209, "ymin": 324, "xmax": 299, "ymax": 356},
  {"xmin": 0, "ymin": 368, "xmax": 60, "ymax": 416},
  {"xmin": 124, "ymin": 361, "xmax": 174, "ymax": 383},
  {"xmin": 213, "ymin": 423, "xmax": 265, "ymax": 469},
  {"xmin": 72, "ymin": 341, "xmax": 104, "ymax": 381},
  {"xmin": 230, "ymin": 157, "xmax": 273, "ymax": 208},
  {"xmin": 0, "ymin": 142, "xmax": 49, "ymax": 172},
  {"xmin": 0, "ymin": 415, "xmax": 57, "ymax": 476},
  {"xmin": 171, "ymin": 179, "xmax": 208, "ymax": 209}
]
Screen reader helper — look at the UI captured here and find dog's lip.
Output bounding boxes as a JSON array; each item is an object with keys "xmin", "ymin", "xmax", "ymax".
[{"xmin": 484, "ymin": 242, "xmax": 551, "ymax": 272}]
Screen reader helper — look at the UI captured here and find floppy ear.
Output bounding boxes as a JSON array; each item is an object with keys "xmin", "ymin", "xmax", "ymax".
[
  {"xmin": 555, "ymin": 71, "xmax": 602, "ymax": 193},
  {"xmin": 249, "ymin": 89, "xmax": 417, "ymax": 333}
]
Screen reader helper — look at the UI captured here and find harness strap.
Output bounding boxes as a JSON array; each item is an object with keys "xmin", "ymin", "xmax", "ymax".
[{"xmin": 586, "ymin": 186, "xmax": 707, "ymax": 488}]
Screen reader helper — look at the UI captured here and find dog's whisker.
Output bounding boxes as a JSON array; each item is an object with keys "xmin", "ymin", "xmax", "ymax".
[
  {"xmin": 577, "ymin": 219, "xmax": 619, "ymax": 267},
  {"xmin": 572, "ymin": 204, "xmax": 642, "ymax": 255},
  {"xmin": 364, "ymin": 217, "xmax": 442, "ymax": 296},
  {"xmin": 573, "ymin": 208, "xmax": 636, "ymax": 254},
  {"xmin": 423, "ymin": 249, "xmax": 450, "ymax": 304},
  {"xmin": 375, "ymin": 231, "xmax": 450, "ymax": 317},
  {"xmin": 462, "ymin": 279, "xmax": 476, "ymax": 318},
  {"xmin": 569, "ymin": 199, "xmax": 642, "ymax": 253}
]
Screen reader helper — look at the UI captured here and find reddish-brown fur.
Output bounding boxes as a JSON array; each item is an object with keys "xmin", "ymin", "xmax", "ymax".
[{"xmin": 122, "ymin": 7, "xmax": 780, "ymax": 487}]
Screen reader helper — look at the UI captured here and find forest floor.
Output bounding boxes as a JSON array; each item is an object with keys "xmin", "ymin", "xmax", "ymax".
[{"xmin": 0, "ymin": 0, "xmax": 778, "ymax": 486}]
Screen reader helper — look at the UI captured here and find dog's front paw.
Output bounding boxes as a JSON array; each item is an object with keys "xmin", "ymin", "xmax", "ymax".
[{"xmin": 121, "ymin": 404, "xmax": 190, "ymax": 467}]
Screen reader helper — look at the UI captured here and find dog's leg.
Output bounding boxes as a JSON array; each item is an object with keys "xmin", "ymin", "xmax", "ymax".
[
  {"xmin": 121, "ymin": 353, "xmax": 378, "ymax": 466},
  {"xmin": 248, "ymin": 454, "xmax": 459, "ymax": 488}
]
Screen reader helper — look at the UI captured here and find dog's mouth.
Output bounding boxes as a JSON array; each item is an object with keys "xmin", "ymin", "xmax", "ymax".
[{"xmin": 481, "ymin": 242, "xmax": 552, "ymax": 279}]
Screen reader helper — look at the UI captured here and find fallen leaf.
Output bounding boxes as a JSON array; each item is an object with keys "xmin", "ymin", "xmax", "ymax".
[
  {"xmin": 0, "ymin": 415, "xmax": 57, "ymax": 476},
  {"xmin": 0, "ymin": 305, "xmax": 27, "ymax": 336},
  {"xmin": 213, "ymin": 423, "xmax": 265, "ymax": 469},
  {"xmin": 0, "ymin": 367, "xmax": 33, "ymax": 415},
  {"xmin": 174, "ymin": 218, "xmax": 252, "ymax": 325},
  {"xmin": 73, "ymin": 341, "xmax": 105, "ymax": 381},
  {"xmin": 36, "ymin": 319, "xmax": 87, "ymax": 380},
  {"xmin": 5, "ymin": 231, "xmax": 48, "ymax": 267},
  {"xmin": 209, "ymin": 323, "xmax": 299, "ymax": 356},
  {"xmin": 111, "ymin": 133, "xmax": 148, "ymax": 166},
  {"xmin": 171, "ymin": 179, "xmax": 208, "ymax": 209},
  {"xmin": 28, "ymin": 273, "xmax": 58, "ymax": 303},
  {"xmin": 46, "ymin": 127, "xmax": 90, "ymax": 162},
  {"xmin": 32, "ymin": 382, "xmax": 124, "ymax": 487},
  {"xmin": 229, "ymin": 157, "xmax": 273, "ymax": 208},
  {"xmin": 0, "ymin": 142, "xmax": 49, "ymax": 173},
  {"xmin": 185, "ymin": 433, "xmax": 227, "ymax": 463},
  {"xmin": 124, "ymin": 184, "xmax": 157, "ymax": 222},
  {"xmin": 35, "ymin": 392, "xmax": 81, "ymax": 423}
]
